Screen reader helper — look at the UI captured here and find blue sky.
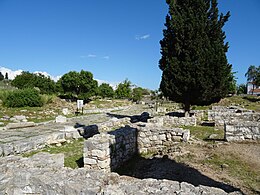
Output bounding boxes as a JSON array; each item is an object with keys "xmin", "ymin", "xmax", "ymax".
[{"xmin": 0, "ymin": 0, "xmax": 259, "ymax": 89}]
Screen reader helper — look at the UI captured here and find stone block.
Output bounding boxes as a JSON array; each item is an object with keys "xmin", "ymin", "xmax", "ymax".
[
  {"xmin": 183, "ymin": 130, "xmax": 190, "ymax": 142},
  {"xmin": 13, "ymin": 141, "xmax": 35, "ymax": 154},
  {"xmin": 62, "ymin": 108, "xmax": 69, "ymax": 115},
  {"xmin": 55, "ymin": 115, "xmax": 67, "ymax": 123},
  {"xmin": 92, "ymin": 149, "xmax": 107, "ymax": 160},
  {"xmin": 98, "ymin": 159, "xmax": 110, "ymax": 169},
  {"xmin": 2, "ymin": 143, "xmax": 13, "ymax": 156},
  {"xmin": 6, "ymin": 122, "xmax": 36, "ymax": 129},
  {"xmin": 84, "ymin": 157, "xmax": 97, "ymax": 165},
  {"xmin": 158, "ymin": 134, "xmax": 166, "ymax": 140}
]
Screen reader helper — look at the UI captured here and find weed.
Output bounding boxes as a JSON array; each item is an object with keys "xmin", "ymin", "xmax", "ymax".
[{"xmin": 183, "ymin": 125, "xmax": 224, "ymax": 140}]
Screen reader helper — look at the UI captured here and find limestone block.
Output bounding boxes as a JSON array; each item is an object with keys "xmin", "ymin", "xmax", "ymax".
[
  {"xmin": 13, "ymin": 141, "xmax": 35, "ymax": 154},
  {"xmin": 6, "ymin": 122, "xmax": 35, "ymax": 129},
  {"xmin": 62, "ymin": 108, "xmax": 69, "ymax": 115},
  {"xmin": 55, "ymin": 115, "xmax": 67, "ymax": 123},
  {"xmin": 2, "ymin": 143, "xmax": 13, "ymax": 156},
  {"xmin": 98, "ymin": 159, "xmax": 111, "ymax": 169},
  {"xmin": 84, "ymin": 157, "xmax": 97, "ymax": 165},
  {"xmin": 182, "ymin": 130, "xmax": 190, "ymax": 142},
  {"xmin": 92, "ymin": 149, "xmax": 107, "ymax": 160},
  {"xmin": 158, "ymin": 134, "xmax": 166, "ymax": 140}
]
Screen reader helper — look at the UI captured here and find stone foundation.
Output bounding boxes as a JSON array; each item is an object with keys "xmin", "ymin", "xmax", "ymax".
[
  {"xmin": 84, "ymin": 126, "xmax": 137, "ymax": 171},
  {"xmin": 137, "ymin": 123, "xmax": 190, "ymax": 154},
  {"xmin": 224, "ymin": 121, "xmax": 260, "ymax": 141},
  {"xmin": 83, "ymin": 123, "xmax": 190, "ymax": 171},
  {"xmin": 208, "ymin": 106, "xmax": 259, "ymax": 127}
]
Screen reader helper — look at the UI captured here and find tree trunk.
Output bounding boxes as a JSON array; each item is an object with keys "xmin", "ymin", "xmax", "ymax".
[
  {"xmin": 184, "ymin": 101, "xmax": 190, "ymax": 117},
  {"xmin": 252, "ymin": 84, "xmax": 255, "ymax": 95}
]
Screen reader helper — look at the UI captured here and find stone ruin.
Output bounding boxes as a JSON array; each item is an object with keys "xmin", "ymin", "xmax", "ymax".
[
  {"xmin": 83, "ymin": 116, "xmax": 191, "ymax": 171},
  {"xmin": 0, "ymin": 111, "xmax": 244, "ymax": 194},
  {"xmin": 208, "ymin": 106, "xmax": 260, "ymax": 141}
]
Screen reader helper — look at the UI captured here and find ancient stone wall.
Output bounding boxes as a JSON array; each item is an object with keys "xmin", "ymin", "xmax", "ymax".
[
  {"xmin": 148, "ymin": 115, "xmax": 196, "ymax": 127},
  {"xmin": 208, "ymin": 106, "xmax": 260, "ymax": 127},
  {"xmin": 137, "ymin": 124, "xmax": 190, "ymax": 154},
  {"xmin": 83, "ymin": 126, "xmax": 137, "ymax": 171},
  {"xmin": 83, "ymin": 123, "xmax": 190, "ymax": 171},
  {"xmin": 224, "ymin": 121, "xmax": 260, "ymax": 141}
]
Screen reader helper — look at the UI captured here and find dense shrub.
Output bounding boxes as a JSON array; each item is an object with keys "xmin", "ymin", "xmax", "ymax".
[{"xmin": 3, "ymin": 88, "xmax": 44, "ymax": 107}]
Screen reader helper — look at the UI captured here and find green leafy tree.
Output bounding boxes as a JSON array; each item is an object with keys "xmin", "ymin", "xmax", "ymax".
[
  {"xmin": 11, "ymin": 71, "xmax": 55, "ymax": 94},
  {"xmin": 115, "ymin": 79, "xmax": 132, "ymax": 99},
  {"xmin": 11, "ymin": 71, "xmax": 35, "ymax": 89},
  {"xmin": 98, "ymin": 83, "xmax": 115, "ymax": 98},
  {"xmin": 159, "ymin": 0, "xmax": 232, "ymax": 114},
  {"xmin": 132, "ymin": 87, "xmax": 143, "ymax": 102},
  {"xmin": 57, "ymin": 70, "xmax": 98, "ymax": 100},
  {"xmin": 256, "ymin": 69, "xmax": 260, "ymax": 87},
  {"xmin": 237, "ymin": 84, "xmax": 247, "ymax": 95},
  {"xmin": 0, "ymin": 72, "xmax": 4, "ymax": 81},
  {"xmin": 245, "ymin": 65, "xmax": 260, "ymax": 94}
]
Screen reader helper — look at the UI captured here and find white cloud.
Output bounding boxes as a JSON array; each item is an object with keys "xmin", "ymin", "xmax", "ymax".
[
  {"xmin": 0, "ymin": 66, "xmax": 23, "ymax": 80},
  {"xmin": 135, "ymin": 34, "xmax": 150, "ymax": 40},
  {"xmin": 0, "ymin": 66, "xmax": 61, "ymax": 82},
  {"xmin": 87, "ymin": 54, "xmax": 97, "ymax": 58},
  {"xmin": 102, "ymin": 56, "xmax": 110, "ymax": 60},
  {"xmin": 95, "ymin": 79, "xmax": 119, "ymax": 90}
]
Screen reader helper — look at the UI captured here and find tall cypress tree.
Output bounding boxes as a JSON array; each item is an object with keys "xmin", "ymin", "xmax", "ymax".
[{"xmin": 159, "ymin": 0, "xmax": 232, "ymax": 114}]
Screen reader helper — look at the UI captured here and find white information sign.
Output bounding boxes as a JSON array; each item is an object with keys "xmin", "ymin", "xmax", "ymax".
[{"xmin": 77, "ymin": 100, "xmax": 84, "ymax": 109}]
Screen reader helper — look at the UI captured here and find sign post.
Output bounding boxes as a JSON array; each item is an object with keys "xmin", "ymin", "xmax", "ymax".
[{"xmin": 77, "ymin": 100, "xmax": 84, "ymax": 115}]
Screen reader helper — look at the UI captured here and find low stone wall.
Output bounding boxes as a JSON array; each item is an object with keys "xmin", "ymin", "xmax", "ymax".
[
  {"xmin": 148, "ymin": 115, "xmax": 196, "ymax": 127},
  {"xmin": 224, "ymin": 121, "xmax": 260, "ymax": 141},
  {"xmin": 137, "ymin": 124, "xmax": 190, "ymax": 154},
  {"xmin": 0, "ymin": 125, "xmax": 82, "ymax": 157},
  {"xmin": 208, "ymin": 106, "xmax": 259, "ymax": 127},
  {"xmin": 84, "ymin": 126, "xmax": 137, "ymax": 171},
  {"xmin": 83, "ymin": 106, "xmax": 131, "ymax": 114},
  {"xmin": 83, "ymin": 123, "xmax": 190, "ymax": 171}
]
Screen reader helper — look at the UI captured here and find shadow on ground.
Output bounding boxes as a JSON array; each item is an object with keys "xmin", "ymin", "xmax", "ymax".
[
  {"xmin": 115, "ymin": 154, "xmax": 242, "ymax": 194},
  {"xmin": 106, "ymin": 112, "xmax": 152, "ymax": 123},
  {"xmin": 243, "ymin": 96, "xmax": 260, "ymax": 103}
]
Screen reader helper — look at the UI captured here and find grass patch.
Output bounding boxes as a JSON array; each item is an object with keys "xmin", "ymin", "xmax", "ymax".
[
  {"xmin": 23, "ymin": 138, "xmax": 84, "ymax": 169},
  {"xmin": 183, "ymin": 125, "xmax": 224, "ymax": 140},
  {"xmin": 204, "ymin": 153, "xmax": 260, "ymax": 193}
]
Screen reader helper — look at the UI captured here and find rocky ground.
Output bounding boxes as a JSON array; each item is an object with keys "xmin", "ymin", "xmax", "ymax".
[
  {"xmin": 116, "ymin": 140, "xmax": 260, "ymax": 195},
  {"xmin": 0, "ymin": 99, "xmax": 259, "ymax": 194}
]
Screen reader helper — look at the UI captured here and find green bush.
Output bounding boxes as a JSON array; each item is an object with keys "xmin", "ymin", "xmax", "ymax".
[{"xmin": 3, "ymin": 88, "xmax": 44, "ymax": 107}]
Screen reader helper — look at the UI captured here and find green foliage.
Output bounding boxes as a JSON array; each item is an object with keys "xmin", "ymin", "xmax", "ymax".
[
  {"xmin": 183, "ymin": 125, "xmax": 224, "ymax": 140},
  {"xmin": 115, "ymin": 79, "xmax": 132, "ymax": 99},
  {"xmin": 98, "ymin": 83, "xmax": 115, "ymax": 98},
  {"xmin": 245, "ymin": 65, "xmax": 260, "ymax": 95},
  {"xmin": 159, "ymin": 0, "xmax": 232, "ymax": 112},
  {"xmin": 3, "ymin": 88, "xmax": 44, "ymax": 107},
  {"xmin": 132, "ymin": 87, "xmax": 143, "ymax": 102},
  {"xmin": 0, "ymin": 72, "xmax": 4, "ymax": 81},
  {"xmin": 57, "ymin": 70, "xmax": 98, "ymax": 100},
  {"xmin": 11, "ymin": 71, "xmax": 56, "ymax": 94},
  {"xmin": 237, "ymin": 84, "xmax": 247, "ymax": 95}
]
